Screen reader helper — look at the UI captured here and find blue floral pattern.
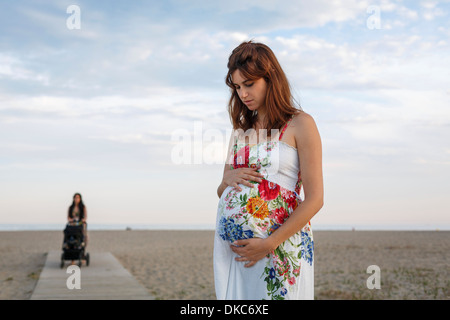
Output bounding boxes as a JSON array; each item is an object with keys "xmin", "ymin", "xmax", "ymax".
[{"xmin": 218, "ymin": 217, "xmax": 254, "ymax": 243}]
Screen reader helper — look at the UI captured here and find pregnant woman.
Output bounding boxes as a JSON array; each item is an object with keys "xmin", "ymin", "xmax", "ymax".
[{"xmin": 214, "ymin": 41, "xmax": 324, "ymax": 300}]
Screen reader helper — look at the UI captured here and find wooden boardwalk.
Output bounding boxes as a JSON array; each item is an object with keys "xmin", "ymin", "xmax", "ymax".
[{"xmin": 30, "ymin": 251, "xmax": 154, "ymax": 300}]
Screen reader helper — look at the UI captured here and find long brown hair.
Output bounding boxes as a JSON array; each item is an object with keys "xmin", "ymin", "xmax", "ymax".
[
  {"xmin": 68, "ymin": 193, "xmax": 85, "ymax": 220},
  {"xmin": 225, "ymin": 40, "xmax": 301, "ymax": 136}
]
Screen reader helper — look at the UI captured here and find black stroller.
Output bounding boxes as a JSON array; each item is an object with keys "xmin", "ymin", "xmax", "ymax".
[{"xmin": 60, "ymin": 221, "xmax": 90, "ymax": 268}]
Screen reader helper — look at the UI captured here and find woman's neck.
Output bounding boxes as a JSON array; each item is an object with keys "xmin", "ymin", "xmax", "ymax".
[{"xmin": 255, "ymin": 107, "xmax": 267, "ymax": 127}]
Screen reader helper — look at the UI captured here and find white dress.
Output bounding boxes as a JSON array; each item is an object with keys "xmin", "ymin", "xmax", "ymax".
[{"xmin": 214, "ymin": 116, "xmax": 314, "ymax": 300}]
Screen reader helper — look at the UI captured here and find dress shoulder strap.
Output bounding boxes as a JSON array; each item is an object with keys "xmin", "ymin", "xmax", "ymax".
[{"xmin": 279, "ymin": 114, "xmax": 295, "ymax": 141}]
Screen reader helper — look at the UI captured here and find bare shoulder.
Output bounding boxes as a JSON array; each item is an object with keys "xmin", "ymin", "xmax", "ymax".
[
  {"xmin": 292, "ymin": 110, "xmax": 321, "ymax": 148},
  {"xmin": 292, "ymin": 110, "xmax": 319, "ymax": 132}
]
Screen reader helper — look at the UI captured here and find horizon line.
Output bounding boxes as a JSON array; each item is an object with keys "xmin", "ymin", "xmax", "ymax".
[{"xmin": 0, "ymin": 222, "xmax": 449, "ymax": 232}]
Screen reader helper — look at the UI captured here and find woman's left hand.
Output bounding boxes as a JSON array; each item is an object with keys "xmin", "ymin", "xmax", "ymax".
[{"xmin": 230, "ymin": 238, "xmax": 274, "ymax": 268}]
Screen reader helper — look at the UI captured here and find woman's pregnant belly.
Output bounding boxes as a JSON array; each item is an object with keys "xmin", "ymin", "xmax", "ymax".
[{"xmin": 217, "ymin": 179, "xmax": 300, "ymax": 243}]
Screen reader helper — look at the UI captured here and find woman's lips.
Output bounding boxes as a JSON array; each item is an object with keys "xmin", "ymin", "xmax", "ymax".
[{"xmin": 244, "ymin": 100, "xmax": 253, "ymax": 105}]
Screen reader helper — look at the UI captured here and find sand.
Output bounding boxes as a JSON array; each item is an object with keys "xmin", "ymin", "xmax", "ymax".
[{"xmin": 0, "ymin": 229, "xmax": 448, "ymax": 300}]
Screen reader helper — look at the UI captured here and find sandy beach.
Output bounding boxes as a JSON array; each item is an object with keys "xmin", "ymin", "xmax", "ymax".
[{"xmin": 0, "ymin": 229, "xmax": 448, "ymax": 300}]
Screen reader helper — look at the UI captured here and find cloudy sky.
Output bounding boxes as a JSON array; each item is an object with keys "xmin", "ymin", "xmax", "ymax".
[{"xmin": 1, "ymin": 0, "xmax": 449, "ymax": 230}]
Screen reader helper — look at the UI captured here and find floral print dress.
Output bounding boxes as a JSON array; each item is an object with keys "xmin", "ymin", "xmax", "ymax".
[{"xmin": 214, "ymin": 115, "xmax": 314, "ymax": 300}]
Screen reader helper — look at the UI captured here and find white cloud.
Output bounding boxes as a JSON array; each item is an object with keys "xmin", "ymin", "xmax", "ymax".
[
  {"xmin": 17, "ymin": 3, "xmax": 101, "ymax": 40},
  {"xmin": 0, "ymin": 142, "xmax": 56, "ymax": 152},
  {"xmin": 270, "ymin": 27, "xmax": 450, "ymax": 92},
  {"xmin": 420, "ymin": 0, "xmax": 447, "ymax": 20},
  {"xmin": 181, "ymin": 0, "xmax": 371, "ymax": 29},
  {"xmin": 0, "ymin": 53, "xmax": 50, "ymax": 84}
]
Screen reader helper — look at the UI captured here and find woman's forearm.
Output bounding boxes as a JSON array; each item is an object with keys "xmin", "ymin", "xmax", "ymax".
[
  {"xmin": 266, "ymin": 198, "xmax": 323, "ymax": 251},
  {"xmin": 217, "ymin": 181, "xmax": 228, "ymax": 198}
]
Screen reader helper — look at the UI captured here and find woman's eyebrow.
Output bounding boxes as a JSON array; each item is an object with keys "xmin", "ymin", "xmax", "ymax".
[{"xmin": 232, "ymin": 79, "xmax": 252, "ymax": 86}]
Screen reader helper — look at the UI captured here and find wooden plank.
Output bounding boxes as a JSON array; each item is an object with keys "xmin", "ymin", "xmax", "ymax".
[{"xmin": 30, "ymin": 251, "xmax": 154, "ymax": 300}]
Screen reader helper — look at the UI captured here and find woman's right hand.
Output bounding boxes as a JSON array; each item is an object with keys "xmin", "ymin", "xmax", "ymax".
[{"xmin": 222, "ymin": 167, "xmax": 264, "ymax": 192}]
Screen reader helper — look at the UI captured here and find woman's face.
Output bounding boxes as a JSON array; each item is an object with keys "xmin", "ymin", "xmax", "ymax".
[
  {"xmin": 74, "ymin": 194, "xmax": 81, "ymax": 204},
  {"xmin": 231, "ymin": 69, "xmax": 267, "ymax": 113}
]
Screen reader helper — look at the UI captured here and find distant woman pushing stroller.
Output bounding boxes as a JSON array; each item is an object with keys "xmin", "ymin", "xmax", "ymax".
[
  {"xmin": 68, "ymin": 193, "xmax": 88, "ymax": 248},
  {"xmin": 61, "ymin": 193, "xmax": 90, "ymax": 268}
]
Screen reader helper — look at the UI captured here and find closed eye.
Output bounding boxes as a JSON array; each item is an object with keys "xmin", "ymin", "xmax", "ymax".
[{"xmin": 234, "ymin": 82, "xmax": 254, "ymax": 90}]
